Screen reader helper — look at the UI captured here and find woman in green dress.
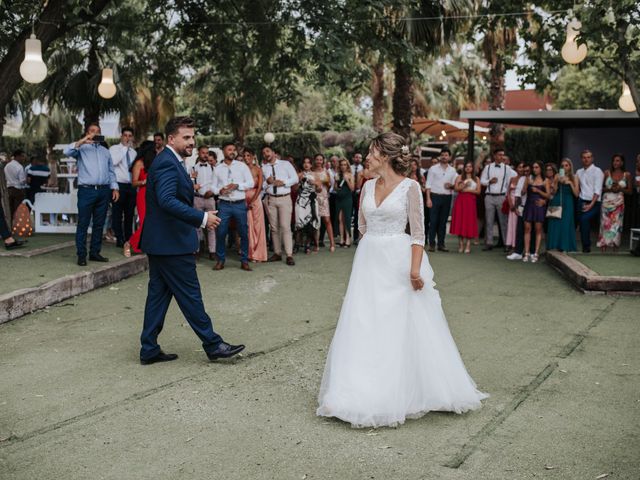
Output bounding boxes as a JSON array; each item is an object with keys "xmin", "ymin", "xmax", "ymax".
[
  {"xmin": 546, "ymin": 158, "xmax": 580, "ymax": 252},
  {"xmin": 335, "ymin": 158, "xmax": 355, "ymax": 247}
]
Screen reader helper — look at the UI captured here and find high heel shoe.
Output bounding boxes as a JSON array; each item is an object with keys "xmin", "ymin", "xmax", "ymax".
[
  {"xmin": 329, "ymin": 245, "xmax": 336, "ymax": 253},
  {"xmin": 123, "ymin": 241, "xmax": 131, "ymax": 258}
]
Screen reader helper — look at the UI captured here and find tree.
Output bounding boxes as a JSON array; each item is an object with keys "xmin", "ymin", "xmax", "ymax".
[
  {"xmin": 519, "ymin": 0, "xmax": 640, "ymax": 115},
  {"xmin": 552, "ymin": 64, "xmax": 619, "ymax": 110}
]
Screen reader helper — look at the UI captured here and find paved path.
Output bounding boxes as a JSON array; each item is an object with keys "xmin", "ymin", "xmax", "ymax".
[{"xmin": 1, "ymin": 248, "xmax": 638, "ymax": 479}]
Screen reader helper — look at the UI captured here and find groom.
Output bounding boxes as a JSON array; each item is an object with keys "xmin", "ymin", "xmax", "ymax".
[{"xmin": 139, "ymin": 116, "xmax": 245, "ymax": 364}]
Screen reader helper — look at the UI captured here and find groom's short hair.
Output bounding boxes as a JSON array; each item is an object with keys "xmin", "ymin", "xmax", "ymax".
[{"xmin": 165, "ymin": 117, "xmax": 195, "ymax": 137}]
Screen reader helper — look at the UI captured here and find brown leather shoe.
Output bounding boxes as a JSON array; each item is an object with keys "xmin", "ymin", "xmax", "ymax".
[
  {"xmin": 286, "ymin": 256, "xmax": 295, "ymax": 266},
  {"xmin": 268, "ymin": 254, "xmax": 282, "ymax": 262},
  {"xmin": 213, "ymin": 261, "xmax": 225, "ymax": 271},
  {"xmin": 240, "ymin": 262, "xmax": 252, "ymax": 271}
]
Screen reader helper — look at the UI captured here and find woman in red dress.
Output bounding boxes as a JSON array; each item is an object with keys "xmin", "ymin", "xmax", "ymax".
[
  {"xmin": 125, "ymin": 141, "xmax": 156, "ymax": 256},
  {"xmin": 450, "ymin": 161, "xmax": 481, "ymax": 253}
]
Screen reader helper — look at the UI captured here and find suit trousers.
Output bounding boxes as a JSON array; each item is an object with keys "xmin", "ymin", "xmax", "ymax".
[
  {"xmin": 484, "ymin": 194, "xmax": 508, "ymax": 246},
  {"xmin": 76, "ymin": 186, "xmax": 110, "ymax": 258},
  {"xmin": 0, "ymin": 203, "xmax": 11, "ymax": 239},
  {"xmin": 428, "ymin": 194, "xmax": 452, "ymax": 248},
  {"xmin": 193, "ymin": 196, "xmax": 216, "ymax": 253},
  {"xmin": 140, "ymin": 254, "xmax": 223, "ymax": 360},
  {"xmin": 215, "ymin": 200, "xmax": 249, "ymax": 263},
  {"xmin": 112, "ymin": 182, "xmax": 136, "ymax": 246},
  {"xmin": 8, "ymin": 187, "xmax": 25, "ymax": 218},
  {"xmin": 578, "ymin": 199, "xmax": 601, "ymax": 250},
  {"xmin": 266, "ymin": 194, "xmax": 293, "ymax": 256}
]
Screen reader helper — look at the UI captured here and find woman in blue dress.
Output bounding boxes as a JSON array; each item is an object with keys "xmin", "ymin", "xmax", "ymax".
[{"xmin": 546, "ymin": 158, "xmax": 580, "ymax": 252}]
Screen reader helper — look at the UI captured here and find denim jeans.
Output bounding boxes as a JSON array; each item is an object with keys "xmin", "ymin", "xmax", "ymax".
[
  {"xmin": 215, "ymin": 200, "xmax": 249, "ymax": 263},
  {"xmin": 76, "ymin": 186, "xmax": 111, "ymax": 258}
]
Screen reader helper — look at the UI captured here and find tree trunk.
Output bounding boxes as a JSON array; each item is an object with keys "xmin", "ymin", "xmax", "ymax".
[
  {"xmin": 488, "ymin": 56, "xmax": 506, "ymax": 151},
  {"xmin": 392, "ymin": 60, "xmax": 414, "ymax": 140},
  {"xmin": 233, "ymin": 122, "xmax": 247, "ymax": 145},
  {"xmin": 371, "ymin": 61, "xmax": 386, "ymax": 133},
  {"xmin": 83, "ymin": 39, "xmax": 101, "ymax": 128}
]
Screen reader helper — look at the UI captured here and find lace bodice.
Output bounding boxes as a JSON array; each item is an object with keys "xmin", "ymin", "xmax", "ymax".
[{"xmin": 358, "ymin": 177, "xmax": 425, "ymax": 246}]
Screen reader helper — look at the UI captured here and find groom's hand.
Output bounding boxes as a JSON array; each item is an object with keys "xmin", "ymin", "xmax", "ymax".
[{"xmin": 206, "ymin": 211, "xmax": 220, "ymax": 229}]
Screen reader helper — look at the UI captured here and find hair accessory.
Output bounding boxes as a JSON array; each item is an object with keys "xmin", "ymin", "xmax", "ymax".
[{"xmin": 401, "ymin": 145, "xmax": 409, "ymax": 154}]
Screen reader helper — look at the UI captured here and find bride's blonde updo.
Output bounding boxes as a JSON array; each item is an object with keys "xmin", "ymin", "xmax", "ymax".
[{"xmin": 370, "ymin": 132, "xmax": 412, "ymax": 176}]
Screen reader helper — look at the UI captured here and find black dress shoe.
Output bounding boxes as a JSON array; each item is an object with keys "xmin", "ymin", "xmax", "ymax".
[
  {"xmin": 4, "ymin": 240, "xmax": 24, "ymax": 250},
  {"xmin": 77, "ymin": 256, "xmax": 87, "ymax": 266},
  {"xmin": 206, "ymin": 342, "xmax": 245, "ymax": 360},
  {"xmin": 89, "ymin": 254, "xmax": 109, "ymax": 262},
  {"xmin": 140, "ymin": 350, "xmax": 179, "ymax": 365},
  {"xmin": 437, "ymin": 247, "xmax": 449, "ymax": 252},
  {"xmin": 428, "ymin": 245, "xmax": 436, "ymax": 252},
  {"xmin": 582, "ymin": 248, "xmax": 591, "ymax": 253},
  {"xmin": 482, "ymin": 245, "xmax": 493, "ymax": 251}
]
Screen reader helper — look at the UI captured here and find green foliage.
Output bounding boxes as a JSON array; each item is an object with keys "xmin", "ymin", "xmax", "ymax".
[
  {"xmin": 504, "ymin": 128, "xmax": 560, "ymax": 166},
  {"xmin": 552, "ymin": 65, "xmax": 619, "ymax": 110},
  {"xmin": 200, "ymin": 132, "xmax": 323, "ymax": 160}
]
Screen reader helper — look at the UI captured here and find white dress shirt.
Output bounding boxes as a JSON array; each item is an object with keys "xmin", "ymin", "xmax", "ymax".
[
  {"xmin": 191, "ymin": 161, "xmax": 215, "ymax": 196},
  {"xmin": 213, "ymin": 160, "xmax": 254, "ymax": 201},
  {"xmin": 109, "ymin": 143, "xmax": 136, "ymax": 184},
  {"xmin": 514, "ymin": 176, "xmax": 527, "ymax": 212},
  {"xmin": 426, "ymin": 163, "xmax": 458, "ymax": 195},
  {"xmin": 480, "ymin": 162, "xmax": 516, "ymax": 195},
  {"xmin": 576, "ymin": 165, "xmax": 604, "ymax": 202},
  {"xmin": 261, "ymin": 159, "xmax": 298, "ymax": 196},
  {"xmin": 351, "ymin": 163, "xmax": 364, "ymax": 193},
  {"xmin": 4, "ymin": 160, "xmax": 27, "ymax": 188}
]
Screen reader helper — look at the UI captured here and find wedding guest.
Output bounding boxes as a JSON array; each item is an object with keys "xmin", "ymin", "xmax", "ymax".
[
  {"xmin": 262, "ymin": 144, "xmax": 298, "ymax": 265},
  {"xmin": 597, "ymin": 154, "xmax": 632, "ymax": 252},
  {"xmin": 0, "ymin": 203, "xmax": 23, "ymax": 249},
  {"xmin": 25, "ymin": 155, "xmax": 50, "ymax": 203},
  {"xmin": 335, "ymin": 158, "xmax": 355, "ymax": 247},
  {"xmin": 295, "ymin": 156, "xmax": 321, "ymax": 254},
  {"xmin": 522, "ymin": 161, "xmax": 551, "ymax": 263},
  {"xmin": 329, "ymin": 155, "xmax": 339, "ymax": 233},
  {"xmin": 450, "ymin": 161, "xmax": 481, "ymax": 253},
  {"xmin": 109, "ymin": 127, "xmax": 137, "ymax": 249},
  {"xmin": 191, "ymin": 145, "xmax": 217, "ymax": 259},
  {"xmin": 408, "ymin": 158, "xmax": 425, "ymax": 187},
  {"xmin": 633, "ymin": 154, "xmax": 640, "ymax": 229},
  {"xmin": 153, "ymin": 132, "xmax": 165, "ymax": 155},
  {"xmin": 576, "ymin": 150, "xmax": 605, "ymax": 253},
  {"xmin": 546, "ymin": 158, "xmax": 579, "ymax": 252},
  {"xmin": 212, "ymin": 142, "xmax": 254, "ymax": 271},
  {"xmin": 64, "ymin": 123, "xmax": 119, "ymax": 266},
  {"xmin": 127, "ymin": 141, "xmax": 156, "ymax": 255},
  {"xmin": 480, "ymin": 148, "xmax": 516, "ymax": 251},
  {"xmin": 507, "ymin": 164, "xmax": 531, "ymax": 260},
  {"xmin": 5, "ymin": 149, "xmax": 27, "ymax": 217},
  {"xmin": 243, "ymin": 147, "xmax": 267, "ymax": 262},
  {"xmin": 505, "ymin": 162, "xmax": 525, "ymax": 252},
  {"xmin": 351, "ymin": 152, "xmax": 364, "ymax": 244},
  {"xmin": 312, "ymin": 154, "xmax": 336, "ymax": 252},
  {"xmin": 425, "ymin": 147, "xmax": 457, "ymax": 252}
]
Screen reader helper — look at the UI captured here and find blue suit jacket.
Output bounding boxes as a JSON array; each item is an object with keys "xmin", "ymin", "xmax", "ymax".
[{"xmin": 140, "ymin": 148, "xmax": 204, "ymax": 255}]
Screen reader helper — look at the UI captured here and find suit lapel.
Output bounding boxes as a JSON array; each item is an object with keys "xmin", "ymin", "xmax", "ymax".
[{"xmin": 166, "ymin": 147, "xmax": 192, "ymax": 185}]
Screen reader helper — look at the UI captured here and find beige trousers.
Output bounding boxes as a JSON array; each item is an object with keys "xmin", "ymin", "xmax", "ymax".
[
  {"xmin": 266, "ymin": 194, "xmax": 293, "ymax": 256},
  {"xmin": 193, "ymin": 196, "xmax": 216, "ymax": 252}
]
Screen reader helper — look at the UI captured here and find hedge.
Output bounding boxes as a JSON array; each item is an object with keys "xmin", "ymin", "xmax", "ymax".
[{"xmin": 504, "ymin": 128, "xmax": 560, "ymax": 166}]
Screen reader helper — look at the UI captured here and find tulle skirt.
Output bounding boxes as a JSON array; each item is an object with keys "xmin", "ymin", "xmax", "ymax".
[{"xmin": 317, "ymin": 233, "xmax": 488, "ymax": 428}]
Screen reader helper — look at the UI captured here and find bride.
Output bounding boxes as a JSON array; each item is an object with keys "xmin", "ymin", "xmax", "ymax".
[{"xmin": 317, "ymin": 132, "xmax": 488, "ymax": 428}]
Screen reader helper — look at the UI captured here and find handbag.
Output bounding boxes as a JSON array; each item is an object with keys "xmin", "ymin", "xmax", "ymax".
[
  {"xmin": 501, "ymin": 197, "xmax": 510, "ymax": 214},
  {"xmin": 546, "ymin": 184, "xmax": 563, "ymax": 219}
]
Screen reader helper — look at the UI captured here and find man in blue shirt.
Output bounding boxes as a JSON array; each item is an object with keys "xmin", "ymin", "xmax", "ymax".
[{"xmin": 64, "ymin": 123, "xmax": 119, "ymax": 266}]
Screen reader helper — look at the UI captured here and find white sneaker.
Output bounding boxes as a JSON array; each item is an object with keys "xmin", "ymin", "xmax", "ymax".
[{"xmin": 507, "ymin": 252, "xmax": 523, "ymax": 261}]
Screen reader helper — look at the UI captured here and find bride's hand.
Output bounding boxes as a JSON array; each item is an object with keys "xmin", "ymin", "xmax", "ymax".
[{"xmin": 410, "ymin": 274, "xmax": 424, "ymax": 291}]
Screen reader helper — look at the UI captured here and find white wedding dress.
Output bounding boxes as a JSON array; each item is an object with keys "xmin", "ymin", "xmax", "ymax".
[{"xmin": 317, "ymin": 177, "xmax": 488, "ymax": 428}]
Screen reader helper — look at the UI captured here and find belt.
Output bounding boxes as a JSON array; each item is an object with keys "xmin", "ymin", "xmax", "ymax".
[
  {"xmin": 486, "ymin": 193, "xmax": 506, "ymax": 196},
  {"xmin": 431, "ymin": 193, "xmax": 452, "ymax": 196},
  {"xmin": 79, "ymin": 184, "xmax": 110, "ymax": 190},
  {"xmin": 218, "ymin": 198, "xmax": 245, "ymax": 204},
  {"xmin": 268, "ymin": 193, "xmax": 290, "ymax": 198},
  {"xmin": 194, "ymin": 193, "xmax": 211, "ymax": 198}
]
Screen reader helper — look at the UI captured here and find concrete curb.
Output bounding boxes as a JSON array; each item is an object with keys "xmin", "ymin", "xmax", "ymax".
[
  {"xmin": 0, "ymin": 240, "xmax": 76, "ymax": 258},
  {"xmin": 0, "ymin": 255, "xmax": 148, "ymax": 324},
  {"xmin": 546, "ymin": 251, "xmax": 640, "ymax": 295}
]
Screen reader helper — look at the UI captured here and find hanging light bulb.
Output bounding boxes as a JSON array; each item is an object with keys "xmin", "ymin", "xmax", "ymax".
[
  {"xmin": 619, "ymin": 82, "xmax": 636, "ymax": 112},
  {"xmin": 263, "ymin": 132, "xmax": 275, "ymax": 144},
  {"xmin": 19, "ymin": 33, "xmax": 48, "ymax": 84},
  {"xmin": 561, "ymin": 19, "xmax": 587, "ymax": 64},
  {"xmin": 98, "ymin": 68, "xmax": 117, "ymax": 99}
]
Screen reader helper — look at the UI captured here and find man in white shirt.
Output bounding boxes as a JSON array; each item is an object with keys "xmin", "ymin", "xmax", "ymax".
[
  {"xmin": 350, "ymin": 152, "xmax": 364, "ymax": 244},
  {"xmin": 191, "ymin": 145, "xmax": 217, "ymax": 259},
  {"xmin": 575, "ymin": 149, "xmax": 604, "ymax": 253},
  {"xmin": 4, "ymin": 149, "xmax": 27, "ymax": 218},
  {"xmin": 480, "ymin": 148, "xmax": 516, "ymax": 250},
  {"xmin": 425, "ymin": 148, "xmax": 457, "ymax": 252},
  {"xmin": 261, "ymin": 144, "xmax": 298, "ymax": 265},
  {"xmin": 109, "ymin": 127, "xmax": 137, "ymax": 248},
  {"xmin": 212, "ymin": 142, "xmax": 254, "ymax": 271}
]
